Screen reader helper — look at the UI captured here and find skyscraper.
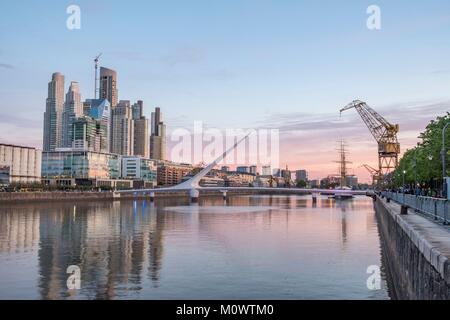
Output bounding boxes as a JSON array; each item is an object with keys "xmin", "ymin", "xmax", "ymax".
[
  {"xmin": 43, "ymin": 72, "xmax": 65, "ymax": 151},
  {"xmin": 86, "ymin": 99, "xmax": 111, "ymax": 152},
  {"xmin": 150, "ymin": 107, "xmax": 166, "ymax": 160},
  {"xmin": 111, "ymin": 100, "xmax": 134, "ymax": 155},
  {"xmin": 99, "ymin": 67, "xmax": 118, "ymax": 107},
  {"xmin": 61, "ymin": 81, "xmax": 83, "ymax": 148},
  {"xmin": 132, "ymin": 100, "xmax": 149, "ymax": 158}
]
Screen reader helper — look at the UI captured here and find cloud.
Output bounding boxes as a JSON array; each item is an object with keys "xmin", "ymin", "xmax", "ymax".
[
  {"xmin": 254, "ymin": 100, "xmax": 449, "ymax": 182},
  {"xmin": 0, "ymin": 114, "xmax": 41, "ymax": 129},
  {"xmin": 0, "ymin": 63, "xmax": 15, "ymax": 70}
]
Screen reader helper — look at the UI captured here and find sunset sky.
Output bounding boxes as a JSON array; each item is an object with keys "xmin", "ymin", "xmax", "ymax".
[{"xmin": 1, "ymin": 0, "xmax": 450, "ymax": 182}]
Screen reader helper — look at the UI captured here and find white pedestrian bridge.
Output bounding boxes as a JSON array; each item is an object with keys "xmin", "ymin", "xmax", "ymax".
[{"xmin": 117, "ymin": 134, "xmax": 373, "ymax": 201}]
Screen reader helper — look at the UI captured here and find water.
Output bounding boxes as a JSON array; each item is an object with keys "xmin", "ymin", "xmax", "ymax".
[{"xmin": 0, "ymin": 195, "xmax": 391, "ymax": 300}]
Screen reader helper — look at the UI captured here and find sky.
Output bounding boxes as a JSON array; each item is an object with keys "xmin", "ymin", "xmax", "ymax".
[{"xmin": 1, "ymin": 0, "xmax": 450, "ymax": 182}]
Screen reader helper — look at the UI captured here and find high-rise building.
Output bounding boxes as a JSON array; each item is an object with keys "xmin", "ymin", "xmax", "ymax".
[
  {"xmin": 99, "ymin": 67, "xmax": 118, "ymax": 107},
  {"xmin": 72, "ymin": 116, "xmax": 108, "ymax": 153},
  {"xmin": 249, "ymin": 165, "xmax": 257, "ymax": 175},
  {"xmin": 86, "ymin": 99, "xmax": 111, "ymax": 152},
  {"xmin": 131, "ymin": 100, "xmax": 149, "ymax": 158},
  {"xmin": 61, "ymin": 81, "xmax": 83, "ymax": 148},
  {"xmin": 150, "ymin": 107, "xmax": 166, "ymax": 160},
  {"xmin": 43, "ymin": 72, "xmax": 65, "ymax": 151},
  {"xmin": 132, "ymin": 100, "xmax": 143, "ymax": 120},
  {"xmin": 111, "ymin": 100, "xmax": 134, "ymax": 155}
]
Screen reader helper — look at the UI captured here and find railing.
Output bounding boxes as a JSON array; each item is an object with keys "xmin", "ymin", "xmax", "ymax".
[{"xmin": 381, "ymin": 191, "xmax": 450, "ymax": 225}]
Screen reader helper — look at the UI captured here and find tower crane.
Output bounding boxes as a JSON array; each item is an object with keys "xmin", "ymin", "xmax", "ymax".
[
  {"xmin": 94, "ymin": 53, "xmax": 102, "ymax": 99},
  {"xmin": 340, "ymin": 100, "xmax": 400, "ymax": 184}
]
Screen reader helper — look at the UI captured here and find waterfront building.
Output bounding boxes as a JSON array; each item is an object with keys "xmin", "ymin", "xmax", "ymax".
[
  {"xmin": 296, "ymin": 170, "xmax": 308, "ymax": 182},
  {"xmin": 41, "ymin": 150, "xmax": 120, "ymax": 180},
  {"xmin": 156, "ymin": 162, "xmax": 193, "ymax": 186},
  {"xmin": 150, "ymin": 107, "xmax": 166, "ymax": 160},
  {"xmin": 346, "ymin": 175, "xmax": 359, "ymax": 188},
  {"xmin": 262, "ymin": 165, "xmax": 272, "ymax": 176},
  {"xmin": 132, "ymin": 100, "xmax": 143, "ymax": 120},
  {"xmin": 99, "ymin": 67, "xmax": 118, "ymax": 107},
  {"xmin": 61, "ymin": 81, "xmax": 83, "ymax": 148},
  {"xmin": 221, "ymin": 166, "xmax": 230, "ymax": 172},
  {"xmin": 237, "ymin": 166, "xmax": 250, "ymax": 174},
  {"xmin": 0, "ymin": 143, "xmax": 42, "ymax": 185},
  {"xmin": 121, "ymin": 156, "xmax": 157, "ymax": 188},
  {"xmin": 249, "ymin": 165, "xmax": 257, "ymax": 175},
  {"xmin": 111, "ymin": 100, "xmax": 134, "ymax": 156},
  {"xmin": 43, "ymin": 72, "xmax": 65, "ymax": 151}
]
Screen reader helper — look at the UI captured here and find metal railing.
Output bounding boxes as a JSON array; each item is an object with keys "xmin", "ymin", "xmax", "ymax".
[{"xmin": 381, "ymin": 191, "xmax": 450, "ymax": 225}]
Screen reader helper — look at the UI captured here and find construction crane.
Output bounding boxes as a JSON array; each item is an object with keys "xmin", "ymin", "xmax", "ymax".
[
  {"xmin": 360, "ymin": 164, "xmax": 381, "ymax": 187},
  {"xmin": 94, "ymin": 53, "xmax": 102, "ymax": 99},
  {"xmin": 340, "ymin": 100, "xmax": 400, "ymax": 184}
]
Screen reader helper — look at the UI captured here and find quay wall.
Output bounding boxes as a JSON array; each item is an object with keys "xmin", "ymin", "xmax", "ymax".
[{"xmin": 375, "ymin": 196, "xmax": 450, "ymax": 299}]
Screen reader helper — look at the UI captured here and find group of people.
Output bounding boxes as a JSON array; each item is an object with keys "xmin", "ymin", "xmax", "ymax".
[{"xmin": 387, "ymin": 185, "xmax": 443, "ymax": 198}]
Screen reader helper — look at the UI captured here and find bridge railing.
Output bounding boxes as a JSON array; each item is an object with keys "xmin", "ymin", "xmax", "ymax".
[{"xmin": 381, "ymin": 192, "xmax": 450, "ymax": 225}]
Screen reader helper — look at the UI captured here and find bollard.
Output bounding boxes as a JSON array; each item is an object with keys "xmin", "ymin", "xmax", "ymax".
[{"xmin": 401, "ymin": 205, "xmax": 408, "ymax": 215}]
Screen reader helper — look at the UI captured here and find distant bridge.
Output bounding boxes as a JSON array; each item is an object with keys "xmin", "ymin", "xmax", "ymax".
[{"xmin": 117, "ymin": 134, "xmax": 374, "ymax": 202}]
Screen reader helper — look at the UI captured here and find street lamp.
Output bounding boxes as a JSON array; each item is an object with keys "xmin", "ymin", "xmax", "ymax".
[
  {"xmin": 442, "ymin": 122, "xmax": 450, "ymax": 198},
  {"xmin": 402, "ymin": 170, "xmax": 406, "ymax": 188}
]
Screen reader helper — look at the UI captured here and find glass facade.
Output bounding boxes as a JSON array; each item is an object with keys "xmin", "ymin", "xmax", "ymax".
[{"xmin": 42, "ymin": 151, "xmax": 120, "ymax": 179}]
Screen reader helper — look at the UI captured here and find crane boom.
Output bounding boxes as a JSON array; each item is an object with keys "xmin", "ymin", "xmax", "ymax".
[{"xmin": 340, "ymin": 100, "xmax": 400, "ymax": 184}]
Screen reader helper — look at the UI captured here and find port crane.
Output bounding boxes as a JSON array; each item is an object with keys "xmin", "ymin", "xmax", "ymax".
[
  {"xmin": 340, "ymin": 100, "xmax": 400, "ymax": 184},
  {"xmin": 360, "ymin": 164, "xmax": 381, "ymax": 187}
]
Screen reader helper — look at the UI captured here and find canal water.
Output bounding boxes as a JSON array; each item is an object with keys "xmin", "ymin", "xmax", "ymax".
[{"xmin": 0, "ymin": 195, "xmax": 392, "ymax": 300}]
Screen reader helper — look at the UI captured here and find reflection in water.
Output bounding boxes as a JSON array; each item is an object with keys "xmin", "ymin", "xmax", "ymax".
[{"xmin": 0, "ymin": 196, "xmax": 391, "ymax": 300}]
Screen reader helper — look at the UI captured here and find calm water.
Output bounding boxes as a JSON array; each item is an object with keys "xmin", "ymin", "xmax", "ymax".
[{"xmin": 0, "ymin": 195, "xmax": 391, "ymax": 300}]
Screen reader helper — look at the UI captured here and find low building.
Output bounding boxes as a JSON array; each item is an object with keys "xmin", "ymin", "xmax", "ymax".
[
  {"xmin": 156, "ymin": 161, "xmax": 193, "ymax": 186},
  {"xmin": 41, "ymin": 149, "xmax": 120, "ymax": 180},
  {"xmin": 121, "ymin": 156, "xmax": 157, "ymax": 188},
  {"xmin": 0, "ymin": 143, "xmax": 42, "ymax": 185},
  {"xmin": 295, "ymin": 170, "xmax": 308, "ymax": 182},
  {"xmin": 262, "ymin": 165, "xmax": 271, "ymax": 176},
  {"xmin": 236, "ymin": 166, "xmax": 250, "ymax": 173}
]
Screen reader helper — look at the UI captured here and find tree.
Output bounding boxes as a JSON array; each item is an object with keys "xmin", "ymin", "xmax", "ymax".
[
  {"xmin": 296, "ymin": 180, "xmax": 307, "ymax": 188},
  {"xmin": 391, "ymin": 113, "xmax": 450, "ymax": 188}
]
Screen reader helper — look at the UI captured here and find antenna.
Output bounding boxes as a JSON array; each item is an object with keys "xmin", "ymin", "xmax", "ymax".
[{"xmin": 94, "ymin": 53, "xmax": 102, "ymax": 99}]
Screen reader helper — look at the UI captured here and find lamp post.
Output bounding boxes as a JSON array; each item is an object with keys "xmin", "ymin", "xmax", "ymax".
[
  {"xmin": 442, "ymin": 122, "xmax": 450, "ymax": 198},
  {"xmin": 402, "ymin": 170, "xmax": 406, "ymax": 189}
]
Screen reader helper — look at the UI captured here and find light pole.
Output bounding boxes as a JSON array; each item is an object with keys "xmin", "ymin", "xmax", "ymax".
[
  {"xmin": 414, "ymin": 145, "xmax": 419, "ymax": 191},
  {"xmin": 402, "ymin": 170, "xmax": 406, "ymax": 189},
  {"xmin": 442, "ymin": 122, "xmax": 450, "ymax": 198}
]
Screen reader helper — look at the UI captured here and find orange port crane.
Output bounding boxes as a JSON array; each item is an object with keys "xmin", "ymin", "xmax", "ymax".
[{"xmin": 340, "ymin": 100, "xmax": 400, "ymax": 183}]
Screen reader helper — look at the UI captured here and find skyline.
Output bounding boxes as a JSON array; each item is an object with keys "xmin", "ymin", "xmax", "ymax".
[{"xmin": 1, "ymin": 1, "xmax": 450, "ymax": 182}]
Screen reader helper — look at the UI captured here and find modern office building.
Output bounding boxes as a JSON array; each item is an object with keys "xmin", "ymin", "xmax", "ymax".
[
  {"xmin": 296, "ymin": 170, "xmax": 308, "ymax": 182},
  {"xmin": 221, "ymin": 166, "xmax": 230, "ymax": 172},
  {"xmin": 121, "ymin": 156, "xmax": 157, "ymax": 187},
  {"xmin": 72, "ymin": 116, "xmax": 108, "ymax": 153},
  {"xmin": 249, "ymin": 165, "xmax": 257, "ymax": 175},
  {"xmin": 111, "ymin": 100, "xmax": 134, "ymax": 156},
  {"xmin": 99, "ymin": 67, "xmax": 118, "ymax": 107},
  {"xmin": 43, "ymin": 72, "xmax": 65, "ymax": 151},
  {"xmin": 41, "ymin": 150, "xmax": 120, "ymax": 180},
  {"xmin": 0, "ymin": 143, "xmax": 42, "ymax": 185},
  {"xmin": 150, "ymin": 107, "xmax": 166, "ymax": 160},
  {"xmin": 346, "ymin": 175, "xmax": 359, "ymax": 188},
  {"xmin": 61, "ymin": 81, "xmax": 83, "ymax": 148},
  {"xmin": 132, "ymin": 100, "xmax": 149, "ymax": 158},
  {"xmin": 86, "ymin": 99, "xmax": 111, "ymax": 152}
]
